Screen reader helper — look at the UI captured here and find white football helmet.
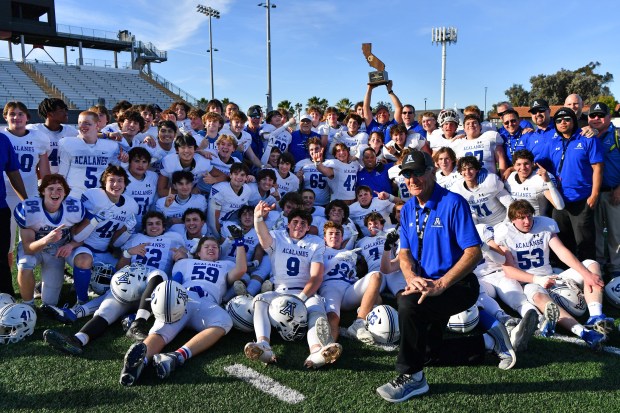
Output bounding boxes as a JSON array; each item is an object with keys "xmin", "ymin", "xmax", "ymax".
[
  {"xmin": 226, "ymin": 295, "xmax": 255, "ymax": 332},
  {"xmin": 151, "ymin": 280, "xmax": 188, "ymax": 324},
  {"xmin": 549, "ymin": 278, "xmax": 586, "ymax": 317},
  {"xmin": 0, "ymin": 303, "xmax": 37, "ymax": 344},
  {"xmin": 437, "ymin": 108, "xmax": 460, "ymax": 126},
  {"xmin": 0, "ymin": 293, "xmax": 16, "ymax": 308},
  {"xmin": 146, "ymin": 269, "xmax": 168, "ymax": 282},
  {"xmin": 366, "ymin": 305, "xmax": 400, "ymax": 344},
  {"xmin": 110, "ymin": 265, "xmax": 148, "ymax": 304},
  {"xmin": 268, "ymin": 294, "xmax": 308, "ymax": 341},
  {"xmin": 447, "ymin": 305, "xmax": 480, "ymax": 333},
  {"xmin": 90, "ymin": 262, "xmax": 115, "ymax": 295},
  {"xmin": 604, "ymin": 277, "xmax": 620, "ymax": 308}
]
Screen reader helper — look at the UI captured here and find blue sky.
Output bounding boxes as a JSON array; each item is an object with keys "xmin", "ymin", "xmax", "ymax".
[{"xmin": 2, "ymin": 0, "xmax": 619, "ymax": 113}]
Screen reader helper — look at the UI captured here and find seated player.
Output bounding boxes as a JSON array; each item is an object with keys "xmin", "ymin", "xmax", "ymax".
[
  {"xmin": 452, "ymin": 156, "xmax": 513, "ymax": 226},
  {"xmin": 120, "ymin": 232, "xmax": 247, "ymax": 386},
  {"xmin": 15, "ymin": 174, "xmax": 84, "ymax": 307},
  {"xmin": 300, "ymin": 189, "xmax": 325, "ymax": 219},
  {"xmin": 267, "ymin": 152, "xmax": 299, "ymax": 198},
  {"xmin": 156, "ymin": 171, "xmax": 207, "ymax": 226},
  {"xmin": 495, "ymin": 200, "xmax": 612, "ymax": 349},
  {"xmin": 140, "ymin": 120, "xmax": 177, "ymax": 174},
  {"xmin": 124, "ymin": 147, "xmax": 158, "ymax": 233},
  {"xmin": 244, "ymin": 203, "xmax": 342, "ymax": 369},
  {"xmin": 207, "ymin": 163, "xmax": 251, "ymax": 238},
  {"xmin": 313, "ymin": 200, "xmax": 359, "ymax": 249},
  {"xmin": 169, "ymin": 208, "xmax": 208, "ymax": 254},
  {"xmin": 383, "ymin": 124, "xmax": 427, "ymax": 162},
  {"xmin": 198, "ymin": 134, "xmax": 244, "ymax": 195},
  {"xmin": 348, "ymin": 185, "xmax": 395, "ymax": 237},
  {"xmin": 247, "ymin": 168, "xmax": 280, "ymax": 207}
]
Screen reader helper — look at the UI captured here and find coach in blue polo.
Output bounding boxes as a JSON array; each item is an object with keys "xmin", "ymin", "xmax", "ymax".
[{"xmin": 376, "ymin": 150, "xmax": 484, "ymax": 402}]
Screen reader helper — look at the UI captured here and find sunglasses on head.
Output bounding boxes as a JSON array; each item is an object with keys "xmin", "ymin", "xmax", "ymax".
[
  {"xmin": 497, "ymin": 110, "xmax": 507, "ymax": 117},
  {"xmin": 555, "ymin": 116, "xmax": 573, "ymax": 124}
]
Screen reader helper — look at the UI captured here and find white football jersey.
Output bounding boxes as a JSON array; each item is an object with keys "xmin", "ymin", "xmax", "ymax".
[
  {"xmin": 246, "ymin": 182, "xmax": 278, "ymax": 207},
  {"xmin": 124, "ymin": 170, "xmax": 159, "ymax": 232},
  {"xmin": 451, "ymin": 174, "xmax": 513, "ymax": 226},
  {"xmin": 322, "ymin": 159, "xmax": 361, "ymax": 202},
  {"xmin": 268, "ymin": 168, "xmax": 299, "ymax": 197},
  {"xmin": 208, "ymin": 182, "xmax": 251, "ymax": 232},
  {"xmin": 349, "ymin": 198, "xmax": 394, "ymax": 237},
  {"xmin": 319, "ymin": 124, "xmax": 345, "ymax": 155},
  {"xmin": 435, "ymin": 168, "xmax": 462, "ymax": 191},
  {"xmin": 220, "ymin": 224, "xmax": 260, "ymax": 263},
  {"xmin": 169, "ymin": 223, "xmax": 207, "ymax": 254},
  {"xmin": 315, "ymin": 217, "xmax": 358, "ymax": 249},
  {"xmin": 2, "ymin": 128, "xmax": 50, "ymax": 199},
  {"xmin": 427, "ymin": 130, "xmax": 453, "ymax": 152},
  {"xmin": 504, "ymin": 171, "xmax": 558, "ymax": 216},
  {"xmin": 207, "ymin": 150, "xmax": 241, "ymax": 176},
  {"xmin": 172, "ymin": 258, "xmax": 236, "ymax": 304},
  {"xmin": 331, "ymin": 131, "xmax": 368, "ymax": 159},
  {"xmin": 388, "ymin": 164, "xmax": 411, "ymax": 201},
  {"xmin": 58, "ymin": 137, "xmax": 120, "ymax": 199},
  {"xmin": 27, "ymin": 123, "xmax": 78, "ymax": 174},
  {"xmin": 155, "ymin": 194, "xmax": 207, "ymax": 221},
  {"xmin": 322, "ymin": 246, "xmax": 359, "ymax": 285},
  {"xmin": 260, "ymin": 124, "xmax": 292, "ymax": 164},
  {"xmin": 295, "ymin": 159, "xmax": 331, "ymax": 206},
  {"xmin": 139, "ymin": 141, "xmax": 176, "ymax": 174},
  {"xmin": 355, "ymin": 235, "xmax": 386, "ymax": 273},
  {"xmin": 382, "ymin": 133, "xmax": 426, "ymax": 162},
  {"xmin": 122, "ymin": 231, "xmax": 185, "ymax": 274},
  {"xmin": 13, "ymin": 196, "xmax": 84, "ymax": 255},
  {"xmin": 81, "ymin": 189, "xmax": 139, "ymax": 251},
  {"xmin": 160, "ymin": 153, "xmax": 212, "ymax": 187},
  {"xmin": 474, "ymin": 224, "xmax": 503, "ymax": 277},
  {"xmin": 494, "ymin": 216, "xmax": 559, "ymax": 277},
  {"xmin": 266, "ymin": 229, "xmax": 325, "ymax": 290},
  {"xmin": 449, "ymin": 131, "xmax": 504, "ymax": 174}
]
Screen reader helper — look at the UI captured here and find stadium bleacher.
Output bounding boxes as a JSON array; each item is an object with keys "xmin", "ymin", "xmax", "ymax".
[{"xmin": 0, "ymin": 60, "xmax": 48, "ymax": 109}]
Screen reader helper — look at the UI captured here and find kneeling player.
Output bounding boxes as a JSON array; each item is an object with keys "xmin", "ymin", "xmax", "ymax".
[
  {"xmin": 244, "ymin": 202, "xmax": 342, "ymax": 369},
  {"xmin": 120, "ymin": 233, "xmax": 247, "ymax": 386}
]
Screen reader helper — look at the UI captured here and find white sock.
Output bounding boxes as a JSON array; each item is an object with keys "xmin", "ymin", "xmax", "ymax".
[
  {"xmin": 75, "ymin": 332, "xmax": 89, "ymax": 346},
  {"xmin": 571, "ymin": 324, "xmax": 585, "ymax": 337},
  {"xmin": 136, "ymin": 309, "xmax": 151, "ymax": 320},
  {"xmin": 587, "ymin": 302, "xmax": 603, "ymax": 318}
]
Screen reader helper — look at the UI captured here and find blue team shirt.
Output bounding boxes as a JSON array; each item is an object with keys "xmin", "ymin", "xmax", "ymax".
[
  {"xmin": 541, "ymin": 130, "xmax": 604, "ymax": 202},
  {"xmin": 366, "ymin": 119, "xmax": 397, "ymax": 143},
  {"xmin": 498, "ymin": 119, "xmax": 531, "ymax": 140},
  {"xmin": 0, "ymin": 133, "xmax": 21, "ymax": 209},
  {"xmin": 357, "ymin": 162, "xmax": 393, "ymax": 195},
  {"xmin": 245, "ymin": 125, "xmax": 263, "ymax": 159},
  {"xmin": 598, "ymin": 125, "xmax": 620, "ymax": 189},
  {"xmin": 385, "ymin": 121, "xmax": 426, "ymax": 144},
  {"xmin": 502, "ymin": 129, "xmax": 526, "ymax": 163},
  {"xmin": 399, "ymin": 183, "xmax": 481, "ymax": 279},
  {"xmin": 520, "ymin": 124, "xmax": 556, "ymax": 164},
  {"xmin": 288, "ymin": 130, "xmax": 321, "ymax": 164}
]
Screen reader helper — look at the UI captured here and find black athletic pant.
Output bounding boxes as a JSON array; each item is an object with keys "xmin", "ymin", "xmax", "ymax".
[
  {"xmin": 0, "ymin": 207, "xmax": 14, "ymax": 296},
  {"xmin": 552, "ymin": 198, "xmax": 596, "ymax": 264}
]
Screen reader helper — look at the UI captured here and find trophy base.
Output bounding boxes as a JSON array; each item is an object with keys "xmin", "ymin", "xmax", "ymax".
[{"xmin": 368, "ymin": 70, "xmax": 389, "ymax": 86}]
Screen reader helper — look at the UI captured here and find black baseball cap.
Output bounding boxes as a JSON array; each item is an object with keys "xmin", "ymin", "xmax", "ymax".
[
  {"xmin": 399, "ymin": 150, "xmax": 433, "ymax": 176},
  {"xmin": 528, "ymin": 99, "xmax": 549, "ymax": 113},
  {"xmin": 589, "ymin": 102, "xmax": 609, "ymax": 116}
]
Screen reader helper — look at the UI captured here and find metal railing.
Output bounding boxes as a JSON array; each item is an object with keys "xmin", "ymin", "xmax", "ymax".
[
  {"xmin": 135, "ymin": 41, "xmax": 167, "ymax": 60},
  {"xmin": 145, "ymin": 70, "xmax": 197, "ymax": 105},
  {"xmin": 56, "ymin": 24, "xmax": 131, "ymax": 44}
]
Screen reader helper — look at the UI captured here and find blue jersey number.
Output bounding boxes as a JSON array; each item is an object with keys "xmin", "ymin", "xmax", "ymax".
[
  {"xmin": 309, "ymin": 173, "xmax": 327, "ymax": 189},
  {"xmin": 136, "ymin": 248, "xmax": 162, "ymax": 268},
  {"xmin": 326, "ymin": 262, "xmax": 351, "ymax": 279},
  {"xmin": 85, "ymin": 167, "xmax": 98, "ymax": 189},
  {"xmin": 49, "ymin": 148, "xmax": 59, "ymax": 167},
  {"xmin": 134, "ymin": 197, "xmax": 150, "ymax": 216},
  {"xmin": 190, "ymin": 265, "xmax": 220, "ymax": 282},
  {"xmin": 471, "ymin": 203, "xmax": 492, "ymax": 217},
  {"xmin": 65, "ymin": 198, "xmax": 80, "ymax": 213},
  {"xmin": 286, "ymin": 257, "xmax": 300, "ymax": 276},
  {"xmin": 20, "ymin": 154, "xmax": 34, "ymax": 173},
  {"xmin": 464, "ymin": 150, "xmax": 484, "ymax": 165},
  {"xmin": 516, "ymin": 248, "xmax": 544, "ymax": 270},
  {"xmin": 25, "ymin": 200, "xmax": 40, "ymax": 214},
  {"xmin": 95, "ymin": 221, "xmax": 120, "ymax": 239},
  {"xmin": 343, "ymin": 175, "xmax": 357, "ymax": 191}
]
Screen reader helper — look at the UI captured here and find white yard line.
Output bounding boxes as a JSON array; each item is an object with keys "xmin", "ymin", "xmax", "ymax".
[
  {"xmin": 224, "ymin": 364, "xmax": 305, "ymax": 404},
  {"xmin": 550, "ymin": 334, "xmax": 620, "ymax": 356}
]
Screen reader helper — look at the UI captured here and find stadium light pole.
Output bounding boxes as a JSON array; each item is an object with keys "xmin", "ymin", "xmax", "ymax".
[
  {"xmin": 258, "ymin": 1, "xmax": 276, "ymax": 112},
  {"xmin": 484, "ymin": 86, "xmax": 488, "ymax": 120},
  {"xmin": 197, "ymin": 4, "xmax": 220, "ymax": 100},
  {"xmin": 431, "ymin": 27, "xmax": 457, "ymax": 109}
]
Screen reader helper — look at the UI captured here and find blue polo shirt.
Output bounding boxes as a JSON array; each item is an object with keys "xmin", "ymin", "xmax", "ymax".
[
  {"xmin": 0, "ymin": 133, "xmax": 20, "ymax": 209},
  {"xmin": 245, "ymin": 125, "xmax": 263, "ymax": 158},
  {"xmin": 288, "ymin": 130, "xmax": 321, "ymax": 164},
  {"xmin": 399, "ymin": 184, "xmax": 481, "ymax": 279},
  {"xmin": 366, "ymin": 118, "xmax": 396, "ymax": 142},
  {"xmin": 541, "ymin": 131, "xmax": 604, "ymax": 202},
  {"xmin": 498, "ymin": 119, "xmax": 531, "ymax": 140},
  {"xmin": 357, "ymin": 162, "xmax": 393, "ymax": 195},
  {"xmin": 598, "ymin": 125, "xmax": 620, "ymax": 189},
  {"xmin": 502, "ymin": 128, "xmax": 526, "ymax": 163}
]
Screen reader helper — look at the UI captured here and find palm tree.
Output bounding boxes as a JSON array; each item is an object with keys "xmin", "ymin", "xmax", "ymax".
[
  {"xmin": 306, "ymin": 96, "xmax": 328, "ymax": 112},
  {"xmin": 221, "ymin": 97, "xmax": 230, "ymax": 107},
  {"xmin": 277, "ymin": 100, "xmax": 293, "ymax": 115},
  {"xmin": 294, "ymin": 103, "xmax": 303, "ymax": 118},
  {"xmin": 335, "ymin": 98, "xmax": 353, "ymax": 114}
]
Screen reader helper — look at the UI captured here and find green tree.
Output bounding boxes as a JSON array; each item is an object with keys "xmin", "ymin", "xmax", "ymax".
[
  {"xmin": 221, "ymin": 97, "xmax": 230, "ymax": 107},
  {"xmin": 307, "ymin": 96, "xmax": 328, "ymax": 112},
  {"xmin": 592, "ymin": 95, "xmax": 617, "ymax": 113},
  {"xmin": 504, "ymin": 84, "xmax": 530, "ymax": 107},
  {"xmin": 196, "ymin": 97, "xmax": 209, "ymax": 109},
  {"xmin": 375, "ymin": 101, "xmax": 393, "ymax": 113},
  {"xmin": 294, "ymin": 102, "xmax": 303, "ymax": 117},
  {"xmin": 335, "ymin": 98, "xmax": 353, "ymax": 114},
  {"xmin": 277, "ymin": 100, "xmax": 293, "ymax": 115}
]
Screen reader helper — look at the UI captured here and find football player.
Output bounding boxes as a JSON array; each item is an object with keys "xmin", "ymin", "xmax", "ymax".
[
  {"xmin": 155, "ymin": 171, "xmax": 207, "ymax": 226},
  {"xmin": 260, "ymin": 111, "xmax": 295, "ymax": 166},
  {"xmin": 247, "ymin": 168, "xmax": 280, "ymax": 207},
  {"xmin": 244, "ymin": 203, "xmax": 342, "ymax": 369},
  {"xmin": 432, "ymin": 147, "xmax": 461, "ymax": 191},
  {"xmin": 140, "ymin": 120, "xmax": 177, "ymax": 174},
  {"xmin": 124, "ymin": 147, "xmax": 158, "ymax": 233},
  {"xmin": 168, "ymin": 208, "xmax": 208, "ymax": 254},
  {"xmin": 329, "ymin": 113, "xmax": 368, "ymax": 161},
  {"xmin": 270, "ymin": 152, "xmax": 299, "ymax": 197},
  {"xmin": 348, "ymin": 186, "xmax": 395, "ymax": 237},
  {"xmin": 208, "ymin": 163, "xmax": 252, "ymax": 237},
  {"xmin": 313, "ymin": 200, "xmax": 359, "ymax": 250},
  {"xmin": 496, "ymin": 200, "xmax": 613, "ymax": 349},
  {"xmin": 120, "ymin": 232, "xmax": 247, "ymax": 386},
  {"xmin": 315, "ymin": 143, "xmax": 361, "ymax": 204},
  {"xmin": 295, "ymin": 137, "xmax": 331, "ymax": 207}
]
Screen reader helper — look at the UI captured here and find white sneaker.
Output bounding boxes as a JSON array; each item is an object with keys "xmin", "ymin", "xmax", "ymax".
[
  {"xmin": 244, "ymin": 341, "xmax": 276, "ymax": 364},
  {"xmin": 507, "ymin": 310, "xmax": 538, "ymax": 352},
  {"xmin": 304, "ymin": 342, "xmax": 342, "ymax": 369},
  {"xmin": 233, "ymin": 280, "xmax": 247, "ymax": 296},
  {"xmin": 260, "ymin": 279, "xmax": 273, "ymax": 294},
  {"xmin": 347, "ymin": 318, "xmax": 374, "ymax": 344}
]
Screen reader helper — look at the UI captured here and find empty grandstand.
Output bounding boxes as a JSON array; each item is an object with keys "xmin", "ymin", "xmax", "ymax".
[{"xmin": 0, "ymin": 60, "xmax": 47, "ymax": 109}]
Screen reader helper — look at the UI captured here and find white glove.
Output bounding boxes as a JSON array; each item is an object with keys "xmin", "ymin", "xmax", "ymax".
[{"xmin": 124, "ymin": 214, "xmax": 137, "ymax": 233}]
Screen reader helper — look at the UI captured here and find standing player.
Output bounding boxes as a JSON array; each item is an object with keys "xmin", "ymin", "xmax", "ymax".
[
  {"xmin": 316, "ymin": 143, "xmax": 361, "ymax": 204},
  {"xmin": 14, "ymin": 174, "xmax": 84, "ymax": 307},
  {"xmin": 270, "ymin": 153, "xmax": 299, "ymax": 198},
  {"xmin": 260, "ymin": 111, "xmax": 295, "ymax": 166},
  {"xmin": 295, "ymin": 137, "xmax": 331, "ymax": 207},
  {"xmin": 207, "ymin": 163, "xmax": 252, "ymax": 237},
  {"xmin": 59, "ymin": 111, "xmax": 123, "ymax": 199},
  {"xmin": 140, "ymin": 120, "xmax": 177, "ymax": 174},
  {"xmin": 432, "ymin": 147, "xmax": 461, "ymax": 191},
  {"xmin": 244, "ymin": 203, "xmax": 342, "ymax": 369},
  {"xmin": 330, "ymin": 113, "xmax": 368, "ymax": 160},
  {"xmin": 156, "ymin": 171, "xmax": 207, "ymax": 226},
  {"xmin": 124, "ymin": 148, "xmax": 158, "ymax": 233}
]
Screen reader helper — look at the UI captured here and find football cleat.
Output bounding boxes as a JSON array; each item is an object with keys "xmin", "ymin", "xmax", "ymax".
[
  {"xmin": 487, "ymin": 322, "xmax": 516, "ymax": 370},
  {"xmin": 314, "ymin": 315, "xmax": 334, "ymax": 347},
  {"xmin": 507, "ymin": 310, "xmax": 538, "ymax": 352},
  {"xmin": 43, "ymin": 329, "xmax": 83, "ymax": 356},
  {"xmin": 376, "ymin": 373, "xmax": 429, "ymax": 403},
  {"xmin": 581, "ymin": 329, "xmax": 606, "ymax": 351},
  {"xmin": 347, "ymin": 318, "xmax": 375, "ymax": 344},
  {"xmin": 584, "ymin": 315, "xmax": 615, "ymax": 336},
  {"xmin": 126, "ymin": 318, "xmax": 149, "ymax": 341},
  {"xmin": 120, "ymin": 342, "xmax": 147, "ymax": 386},
  {"xmin": 539, "ymin": 301, "xmax": 560, "ymax": 338},
  {"xmin": 260, "ymin": 279, "xmax": 273, "ymax": 294},
  {"xmin": 121, "ymin": 313, "xmax": 137, "ymax": 333},
  {"xmin": 304, "ymin": 342, "xmax": 342, "ymax": 369},
  {"xmin": 40, "ymin": 304, "xmax": 77, "ymax": 324},
  {"xmin": 233, "ymin": 280, "xmax": 248, "ymax": 297},
  {"xmin": 244, "ymin": 341, "xmax": 276, "ymax": 364},
  {"xmin": 33, "ymin": 282, "xmax": 42, "ymax": 299},
  {"xmin": 152, "ymin": 352, "xmax": 183, "ymax": 379}
]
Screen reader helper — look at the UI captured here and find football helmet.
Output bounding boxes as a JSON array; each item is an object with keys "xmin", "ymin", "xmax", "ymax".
[
  {"xmin": 366, "ymin": 305, "xmax": 400, "ymax": 344},
  {"xmin": 437, "ymin": 108, "xmax": 460, "ymax": 126},
  {"xmin": 268, "ymin": 294, "xmax": 308, "ymax": 341},
  {"xmin": 549, "ymin": 278, "xmax": 586, "ymax": 317},
  {"xmin": 151, "ymin": 280, "xmax": 188, "ymax": 324},
  {"xmin": 110, "ymin": 265, "xmax": 149, "ymax": 304},
  {"xmin": 0, "ymin": 293, "xmax": 16, "ymax": 308},
  {"xmin": 604, "ymin": 277, "xmax": 620, "ymax": 309},
  {"xmin": 90, "ymin": 262, "xmax": 115, "ymax": 295},
  {"xmin": 447, "ymin": 305, "xmax": 480, "ymax": 333},
  {"xmin": 0, "ymin": 303, "xmax": 37, "ymax": 344},
  {"xmin": 226, "ymin": 295, "xmax": 255, "ymax": 332},
  {"xmin": 146, "ymin": 269, "xmax": 168, "ymax": 283}
]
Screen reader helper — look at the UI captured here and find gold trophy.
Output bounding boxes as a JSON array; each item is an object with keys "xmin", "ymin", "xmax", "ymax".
[{"xmin": 362, "ymin": 43, "xmax": 389, "ymax": 86}]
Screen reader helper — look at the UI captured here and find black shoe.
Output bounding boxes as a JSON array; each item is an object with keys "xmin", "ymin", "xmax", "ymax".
[
  {"xmin": 120, "ymin": 342, "xmax": 147, "ymax": 387},
  {"xmin": 43, "ymin": 329, "xmax": 83, "ymax": 355},
  {"xmin": 126, "ymin": 318, "xmax": 149, "ymax": 341}
]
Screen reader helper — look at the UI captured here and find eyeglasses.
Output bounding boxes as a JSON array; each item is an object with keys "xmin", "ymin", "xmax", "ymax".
[
  {"xmin": 497, "ymin": 110, "xmax": 507, "ymax": 117},
  {"xmin": 531, "ymin": 109, "xmax": 547, "ymax": 114},
  {"xmin": 588, "ymin": 113, "xmax": 606, "ymax": 119},
  {"xmin": 555, "ymin": 117, "xmax": 573, "ymax": 124},
  {"xmin": 402, "ymin": 111, "xmax": 414, "ymax": 115},
  {"xmin": 250, "ymin": 115, "xmax": 261, "ymax": 119},
  {"xmin": 503, "ymin": 119, "xmax": 518, "ymax": 125},
  {"xmin": 401, "ymin": 169, "xmax": 427, "ymax": 179},
  {"xmin": 300, "ymin": 119, "xmax": 311, "ymax": 123}
]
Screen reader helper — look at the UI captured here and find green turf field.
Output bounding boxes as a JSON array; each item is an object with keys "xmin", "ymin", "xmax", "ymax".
[{"xmin": 1, "ymin": 277, "xmax": 620, "ymax": 412}]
